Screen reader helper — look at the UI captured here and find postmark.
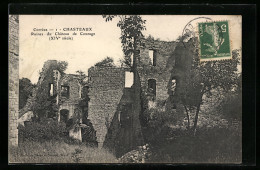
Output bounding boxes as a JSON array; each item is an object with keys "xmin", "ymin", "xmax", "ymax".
[
  {"xmin": 198, "ymin": 21, "xmax": 231, "ymax": 61},
  {"xmin": 181, "ymin": 17, "xmax": 212, "ymax": 49}
]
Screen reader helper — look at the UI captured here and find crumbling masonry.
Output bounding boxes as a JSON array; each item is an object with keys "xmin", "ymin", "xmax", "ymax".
[{"xmin": 102, "ymin": 38, "xmax": 178, "ymax": 156}]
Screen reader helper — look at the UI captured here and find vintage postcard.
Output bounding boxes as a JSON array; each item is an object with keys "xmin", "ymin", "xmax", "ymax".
[{"xmin": 9, "ymin": 15, "xmax": 242, "ymax": 163}]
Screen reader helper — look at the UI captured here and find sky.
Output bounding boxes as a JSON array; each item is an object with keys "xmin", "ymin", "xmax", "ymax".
[{"xmin": 19, "ymin": 15, "xmax": 242, "ymax": 84}]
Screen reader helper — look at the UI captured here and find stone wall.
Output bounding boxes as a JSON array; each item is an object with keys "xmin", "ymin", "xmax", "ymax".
[
  {"xmin": 59, "ymin": 74, "xmax": 83, "ymax": 141},
  {"xmin": 137, "ymin": 38, "xmax": 176, "ymax": 101},
  {"xmin": 60, "ymin": 74, "xmax": 81, "ymax": 104},
  {"xmin": 88, "ymin": 67, "xmax": 125, "ymax": 148},
  {"xmin": 9, "ymin": 15, "xmax": 19, "ymax": 146},
  {"xmin": 59, "ymin": 73, "xmax": 82, "ymax": 119}
]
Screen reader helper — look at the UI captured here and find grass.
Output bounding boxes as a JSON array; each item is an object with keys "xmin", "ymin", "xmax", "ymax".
[{"xmin": 9, "ymin": 140, "xmax": 118, "ymax": 163}]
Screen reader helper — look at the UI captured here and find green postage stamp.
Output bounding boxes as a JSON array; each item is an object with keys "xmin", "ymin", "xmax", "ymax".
[{"xmin": 198, "ymin": 21, "xmax": 231, "ymax": 61}]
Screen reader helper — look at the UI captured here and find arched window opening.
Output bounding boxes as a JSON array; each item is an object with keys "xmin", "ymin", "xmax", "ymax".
[
  {"xmin": 148, "ymin": 79, "xmax": 156, "ymax": 96},
  {"xmin": 60, "ymin": 109, "xmax": 69, "ymax": 123},
  {"xmin": 61, "ymin": 85, "xmax": 70, "ymax": 98}
]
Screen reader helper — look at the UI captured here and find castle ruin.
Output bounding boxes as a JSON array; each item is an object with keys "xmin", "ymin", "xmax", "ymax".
[{"xmin": 9, "ymin": 15, "xmax": 190, "ymax": 157}]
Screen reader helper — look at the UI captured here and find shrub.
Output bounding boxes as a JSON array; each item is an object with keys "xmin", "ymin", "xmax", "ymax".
[
  {"xmin": 18, "ymin": 118, "xmax": 68, "ymax": 143},
  {"xmin": 94, "ymin": 57, "xmax": 115, "ymax": 67},
  {"xmin": 141, "ymin": 102, "xmax": 178, "ymax": 144},
  {"xmin": 141, "ymin": 99, "xmax": 177, "ymax": 128}
]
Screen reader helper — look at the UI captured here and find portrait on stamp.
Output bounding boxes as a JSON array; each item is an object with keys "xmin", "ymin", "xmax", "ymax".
[{"xmin": 199, "ymin": 21, "xmax": 231, "ymax": 61}]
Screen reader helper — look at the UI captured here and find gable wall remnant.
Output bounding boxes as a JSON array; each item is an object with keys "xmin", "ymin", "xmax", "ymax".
[{"xmin": 88, "ymin": 67, "xmax": 125, "ymax": 148}]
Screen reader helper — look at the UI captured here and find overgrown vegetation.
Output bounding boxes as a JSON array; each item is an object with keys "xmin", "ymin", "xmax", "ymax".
[
  {"xmin": 139, "ymin": 82, "xmax": 241, "ymax": 163},
  {"xmin": 139, "ymin": 43, "xmax": 241, "ymax": 161},
  {"xmin": 170, "ymin": 38, "xmax": 241, "ymax": 134},
  {"xmin": 13, "ymin": 117, "xmax": 114, "ymax": 163},
  {"xmin": 33, "ymin": 60, "xmax": 68, "ymax": 120},
  {"xmin": 147, "ymin": 126, "xmax": 241, "ymax": 163},
  {"xmin": 19, "ymin": 78, "xmax": 35, "ymax": 109},
  {"xmin": 94, "ymin": 56, "xmax": 116, "ymax": 67},
  {"xmin": 18, "ymin": 118, "xmax": 68, "ymax": 143},
  {"xmin": 139, "ymin": 98, "xmax": 241, "ymax": 163}
]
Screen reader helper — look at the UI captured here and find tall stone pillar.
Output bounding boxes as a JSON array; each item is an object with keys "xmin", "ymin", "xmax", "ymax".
[{"xmin": 9, "ymin": 15, "xmax": 19, "ymax": 147}]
